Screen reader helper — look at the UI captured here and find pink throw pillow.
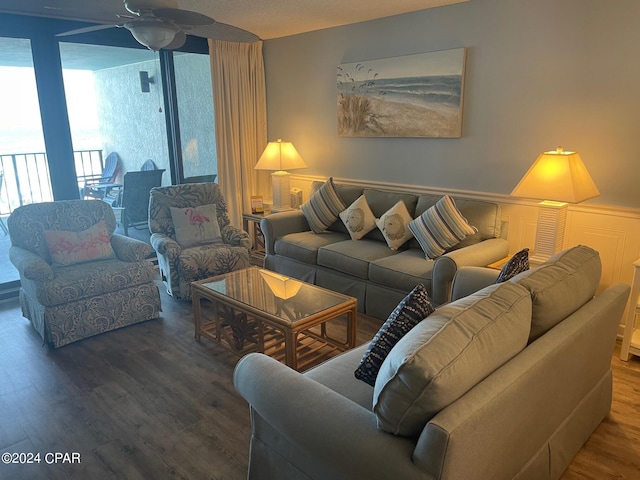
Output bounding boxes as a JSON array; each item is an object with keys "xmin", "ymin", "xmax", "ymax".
[{"xmin": 44, "ymin": 220, "xmax": 115, "ymax": 266}]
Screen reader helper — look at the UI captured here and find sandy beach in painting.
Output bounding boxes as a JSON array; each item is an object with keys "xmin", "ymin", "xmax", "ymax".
[{"xmin": 338, "ymin": 95, "xmax": 461, "ymax": 138}]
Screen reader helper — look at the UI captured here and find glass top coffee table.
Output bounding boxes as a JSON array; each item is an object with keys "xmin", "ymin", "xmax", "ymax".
[{"xmin": 192, "ymin": 267, "xmax": 358, "ymax": 371}]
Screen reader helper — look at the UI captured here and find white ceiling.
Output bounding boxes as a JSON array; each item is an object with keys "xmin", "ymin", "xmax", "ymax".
[{"xmin": 0, "ymin": 0, "xmax": 468, "ymax": 41}]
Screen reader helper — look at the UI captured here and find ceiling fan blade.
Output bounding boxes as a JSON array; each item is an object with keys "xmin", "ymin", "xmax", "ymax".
[
  {"xmin": 152, "ymin": 8, "xmax": 214, "ymax": 26},
  {"xmin": 187, "ymin": 22, "xmax": 260, "ymax": 43},
  {"xmin": 56, "ymin": 24, "xmax": 118, "ymax": 37}
]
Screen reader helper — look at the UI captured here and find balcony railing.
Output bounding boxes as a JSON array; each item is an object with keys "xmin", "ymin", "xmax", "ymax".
[{"xmin": 0, "ymin": 149, "xmax": 104, "ymax": 215}]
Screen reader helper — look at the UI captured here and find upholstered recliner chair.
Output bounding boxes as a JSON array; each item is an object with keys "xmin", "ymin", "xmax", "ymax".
[
  {"xmin": 8, "ymin": 199, "xmax": 162, "ymax": 348},
  {"xmin": 148, "ymin": 182, "xmax": 251, "ymax": 300}
]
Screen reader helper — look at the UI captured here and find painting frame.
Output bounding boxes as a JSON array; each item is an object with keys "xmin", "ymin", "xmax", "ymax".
[{"xmin": 337, "ymin": 48, "xmax": 467, "ymax": 138}]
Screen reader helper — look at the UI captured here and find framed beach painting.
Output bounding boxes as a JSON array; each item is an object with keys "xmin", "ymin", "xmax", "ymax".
[{"xmin": 337, "ymin": 48, "xmax": 466, "ymax": 138}]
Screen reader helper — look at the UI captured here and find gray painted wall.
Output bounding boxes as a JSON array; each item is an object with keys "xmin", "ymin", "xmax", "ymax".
[{"xmin": 263, "ymin": 0, "xmax": 640, "ymax": 208}]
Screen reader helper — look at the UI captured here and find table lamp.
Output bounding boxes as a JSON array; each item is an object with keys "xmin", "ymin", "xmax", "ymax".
[
  {"xmin": 255, "ymin": 139, "xmax": 307, "ymax": 212},
  {"xmin": 510, "ymin": 147, "xmax": 599, "ymax": 263}
]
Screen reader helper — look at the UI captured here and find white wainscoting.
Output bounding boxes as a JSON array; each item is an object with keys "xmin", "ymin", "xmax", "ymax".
[{"xmin": 289, "ymin": 174, "xmax": 640, "ymax": 334}]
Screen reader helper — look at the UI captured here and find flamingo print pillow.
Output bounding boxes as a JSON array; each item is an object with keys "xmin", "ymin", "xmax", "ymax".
[
  {"xmin": 44, "ymin": 220, "xmax": 115, "ymax": 266},
  {"xmin": 170, "ymin": 203, "xmax": 222, "ymax": 247}
]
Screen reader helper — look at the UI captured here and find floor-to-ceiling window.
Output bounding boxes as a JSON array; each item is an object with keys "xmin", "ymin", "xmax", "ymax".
[
  {"xmin": 0, "ymin": 13, "xmax": 216, "ymax": 297},
  {"xmin": 59, "ymin": 43, "xmax": 170, "ymax": 181},
  {"xmin": 0, "ymin": 36, "xmax": 52, "ymax": 294}
]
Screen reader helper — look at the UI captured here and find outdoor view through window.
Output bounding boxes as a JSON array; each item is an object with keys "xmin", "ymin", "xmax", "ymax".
[{"xmin": 0, "ymin": 38, "xmax": 216, "ymax": 290}]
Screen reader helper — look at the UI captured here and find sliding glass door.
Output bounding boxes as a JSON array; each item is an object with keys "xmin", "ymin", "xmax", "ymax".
[
  {"xmin": 60, "ymin": 43, "xmax": 169, "ymax": 183},
  {"xmin": 0, "ymin": 37, "xmax": 51, "ymax": 293},
  {"xmin": 0, "ymin": 13, "xmax": 217, "ymax": 296}
]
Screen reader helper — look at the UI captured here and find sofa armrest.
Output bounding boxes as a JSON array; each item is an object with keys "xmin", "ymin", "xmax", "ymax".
[
  {"xmin": 450, "ymin": 267, "xmax": 500, "ymax": 302},
  {"xmin": 431, "ymin": 238, "xmax": 508, "ymax": 305},
  {"xmin": 9, "ymin": 246, "xmax": 54, "ymax": 281},
  {"xmin": 260, "ymin": 210, "xmax": 310, "ymax": 255},
  {"xmin": 234, "ymin": 353, "xmax": 428, "ymax": 480},
  {"xmin": 413, "ymin": 284, "xmax": 629, "ymax": 480},
  {"xmin": 111, "ymin": 233, "xmax": 153, "ymax": 262},
  {"xmin": 221, "ymin": 224, "xmax": 251, "ymax": 249}
]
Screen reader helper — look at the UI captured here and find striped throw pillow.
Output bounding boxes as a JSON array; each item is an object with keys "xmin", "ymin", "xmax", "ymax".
[
  {"xmin": 408, "ymin": 195, "xmax": 477, "ymax": 259},
  {"xmin": 301, "ymin": 177, "xmax": 346, "ymax": 233}
]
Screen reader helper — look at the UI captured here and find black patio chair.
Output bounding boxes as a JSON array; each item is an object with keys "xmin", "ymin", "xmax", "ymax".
[{"xmin": 113, "ymin": 169, "xmax": 165, "ymax": 236}]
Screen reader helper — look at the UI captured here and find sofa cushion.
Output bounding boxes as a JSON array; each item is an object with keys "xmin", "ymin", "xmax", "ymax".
[
  {"xmin": 26, "ymin": 258, "xmax": 156, "ymax": 307},
  {"xmin": 301, "ymin": 177, "xmax": 346, "ymax": 233},
  {"xmin": 409, "ymin": 195, "xmax": 478, "ymax": 259},
  {"xmin": 275, "ymin": 231, "xmax": 349, "ymax": 265},
  {"xmin": 495, "ymin": 248, "xmax": 530, "ymax": 283},
  {"xmin": 364, "ymin": 189, "xmax": 419, "ymax": 217},
  {"xmin": 376, "ymin": 200, "xmax": 414, "ymax": 250},
  {"xmin": 339, "ymin": 194, "xmax": 377, "ymax": 240},
  {"xmin": 317, "ymin": 240, "xmax": 397, "ymax": 279},
  {"xmin": 445, "ymin": 198, "xmax": 501, "ymax": 248},
  {"xmin": 44, "ymin": 220, "xmax": 115, "ymax": 266},
  {"xmin": 305, "ymin": 344, "xmax": 373, "ymax": 409},
  {"xmin": 511, "ymin": 244, "xmax": 601, "ymax": 342},
  {"xmin": 355, "ymin": 284, "xmax": 435, "ymax": 386},
  {"xmin": 373, "ymin": 281, "xmax": 532, "ymax": 436},
  {"xmin": 369, "ymin": 249, "xmax": 435, "ymax": 292}
]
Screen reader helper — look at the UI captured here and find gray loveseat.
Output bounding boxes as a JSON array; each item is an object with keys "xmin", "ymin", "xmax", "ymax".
[
  {"xmin": 261, "ymin": 181, "xmax": 509, "ymax": 319},
  {"xmin": 234, "ymin": 245, "xmax": 629, "ymax": 479}
]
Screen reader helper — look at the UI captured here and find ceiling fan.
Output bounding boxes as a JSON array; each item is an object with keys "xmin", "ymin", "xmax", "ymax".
[{"xmin": 56, "ymin": 0, "xmax": 259, "ymax": 51}]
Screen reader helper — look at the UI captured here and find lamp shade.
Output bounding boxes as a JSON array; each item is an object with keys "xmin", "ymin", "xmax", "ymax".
[
  {"xmin": 259, "ymin": 270, "xmax": 302, "ymax": 300},
  {"xmin": 255, "ymin": 139, "xmax": 307, "ymax": 172},
  {"xmin": 510, "ymin": 147, "xmax": 600, "ymax": 203},
  {"xmin": 125, "ymin": 20, "xmax": 180, "ymax": 51}
]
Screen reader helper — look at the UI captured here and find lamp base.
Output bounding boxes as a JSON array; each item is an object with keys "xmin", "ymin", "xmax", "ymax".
[
  {"xmin": 531, "ymin": 201, "xmax": 568, "ymax": 263},
  {"xmin": 271, "ymin": 171, "xmax": 292, "ymax": 212}
]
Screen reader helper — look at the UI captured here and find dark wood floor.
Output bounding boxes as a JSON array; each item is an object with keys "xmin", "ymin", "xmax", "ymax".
[{"xmin": 0, "ymin": 284, "xmax": 638, "ymax": 480}]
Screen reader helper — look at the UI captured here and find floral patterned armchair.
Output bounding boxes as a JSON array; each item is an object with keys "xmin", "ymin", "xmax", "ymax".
[
  {"xmin": 149, "ymin": 182, "xmax": 251, "ymax": 300},
  {"xmin": 7, "ymin": 200, "xmax": 162, "ymax": 348}
]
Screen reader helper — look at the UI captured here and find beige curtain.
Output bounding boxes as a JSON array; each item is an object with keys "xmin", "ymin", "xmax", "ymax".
[{"xmin": 209, "ymin": 39, "xmax": 269, "ymax": 228}]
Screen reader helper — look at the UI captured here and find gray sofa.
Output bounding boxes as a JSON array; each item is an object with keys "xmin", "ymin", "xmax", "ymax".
[
  {"xmin": 234, "ymin": 245, "xmax": 630, "ymax": 480},
  {"xmin": 261, "ymin": 181, "xmax": 509, "ymax": 318}
]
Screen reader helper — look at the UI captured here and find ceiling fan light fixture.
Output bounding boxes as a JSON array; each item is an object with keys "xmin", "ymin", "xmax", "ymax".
[{"xmin": 125, "ymin": 20, "xmax": 181, "ymax": 51}]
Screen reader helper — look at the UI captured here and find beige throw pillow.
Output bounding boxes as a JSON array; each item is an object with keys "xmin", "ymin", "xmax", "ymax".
[
  {"xmin": 375, "ymin": 200, "xmax": 414, "ymax": 250},
  {"xmin": 170, "ymin": 204, "xmax": 222, "ymax": 247},
  {"xmin": 339, "ymin": 194, "xmax": 377, "ymax": 240}
]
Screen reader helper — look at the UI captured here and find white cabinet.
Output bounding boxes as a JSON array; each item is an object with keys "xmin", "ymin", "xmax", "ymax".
[{"xmin": 621, "ymin": 258, "xmax": 640, "ymax": 361}]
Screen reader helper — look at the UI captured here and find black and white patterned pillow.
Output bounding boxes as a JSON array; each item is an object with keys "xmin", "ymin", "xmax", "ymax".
[
  {"xmin": 354, "ymin": 284, "xmax": 435, "ymax": 386},
  {"xmin": 495, "ymin": 248, "xmax": 530, "ymax": 283}
]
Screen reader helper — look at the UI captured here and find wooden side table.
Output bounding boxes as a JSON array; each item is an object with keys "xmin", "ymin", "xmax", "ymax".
[
  {"xmin": 486, "ymin": 256, "xmax": 511, "ymax": 270},
  {"xmin": 243, "ymin": 211, "xmax": 270, "ymax": 266},
  {"xmin": 621, "ymin": 258, "xmax": 640, "ymax": 361}
]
